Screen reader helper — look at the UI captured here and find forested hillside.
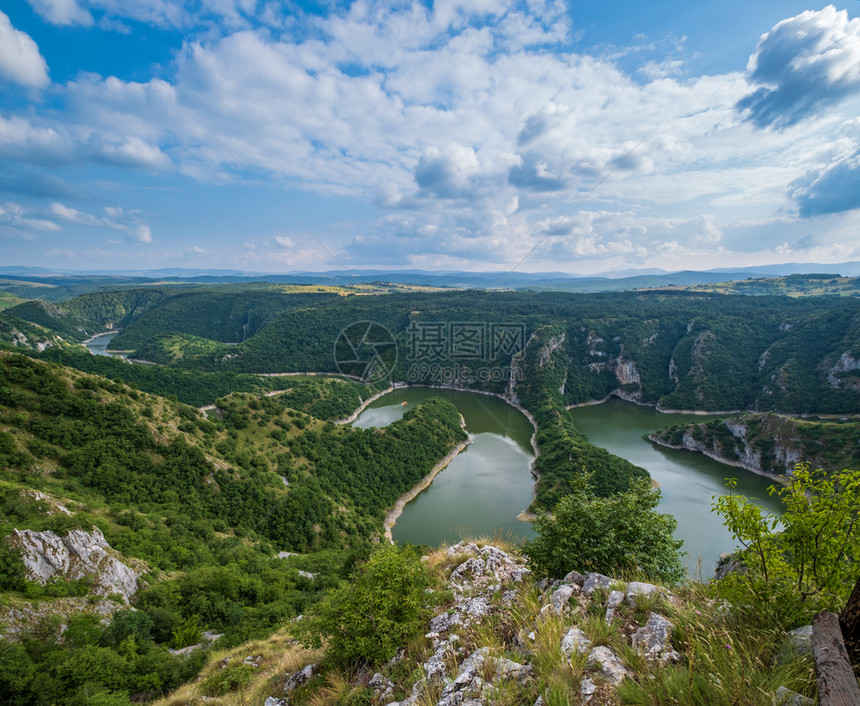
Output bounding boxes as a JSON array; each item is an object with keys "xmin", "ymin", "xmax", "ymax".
[
  {"xmin": 43, "ymin": 288, "xmax": 857, "ymax": 414},
  {"xmin": 0, "ymin": 351, "xmax": 471, "ymax": 702}
]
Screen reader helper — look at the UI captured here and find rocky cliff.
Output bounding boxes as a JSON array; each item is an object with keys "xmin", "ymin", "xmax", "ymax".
[
  {"xmin": 6, "ymin": 526, "xmax": 147, "ymax": 601},
  {"xmin": 648, "ymin": 413, "xmax": 860, "ymax": 477}
]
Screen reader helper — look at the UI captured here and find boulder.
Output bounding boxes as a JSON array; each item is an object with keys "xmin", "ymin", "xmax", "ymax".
[
  {"xmin": 436, "ymin": 647, "xmax": 533, "ymax": 706},
  {"xmin": 282, "ymin": 664, "xmax": 317, "ymax": 694},
  {"xmin": 605, "ymin": 590, "xmax": 625, "ymax": 623},
  {"xmin": 586, "ymin": 646, "xmax": 631, "ymax": 684},
  {"xmin": 773, "ymin": 686, "xmax": 814, "ymax": 706},
  {"xmin": 626, "ymin": 582, "xmax": 659, "ymax": 607},
  {"xmin": 580, "ymin": 677, "xmax": 597, "ymax": 703},
  {"xmin": 631, "ymin": 613, "xmax": 679, "ymax": 663},
  {"xmin": 786, "ymin": 625, "xmax": 812, "ymax": 657},
  {"xmin": 369, "ymin": 672, "xmax": 395, "ymax": 702},
  {"xmin": 563, "ymin": 570, "xmax": 586, "ymax": 587},
  {"xmin": 581, "ymin": 573, "xmax": 614, "ymax": 596},
  {"xmin": 550, "ymin": 585, "xmax": 575, "ymax": 614},
  {"xmin": 560, "ymin": 627, "xmax": 592, "ymax": 658}
]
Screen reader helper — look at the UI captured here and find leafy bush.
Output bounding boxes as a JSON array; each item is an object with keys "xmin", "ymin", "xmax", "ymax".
[
  {"xmin": 712, "ymin": 464, "xmax": 860, "ymax": 621},
  {"xmin": 295, "ymin": 543, "xmax": 433, "ymax": 667},
  {"xmin": 524, "ymin": 472, "xmax": 685, "ymax": 583}
]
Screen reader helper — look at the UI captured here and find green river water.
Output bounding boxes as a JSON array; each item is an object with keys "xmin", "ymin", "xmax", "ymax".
[{"xmin": 355, "ymin": 389, "xmax": 784, "ymax": 576}]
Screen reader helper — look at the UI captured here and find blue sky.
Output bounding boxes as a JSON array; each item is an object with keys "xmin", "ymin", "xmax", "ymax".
[{"xmin": 1, "ymin": 0, "xmax": 860, "ymax": 275}]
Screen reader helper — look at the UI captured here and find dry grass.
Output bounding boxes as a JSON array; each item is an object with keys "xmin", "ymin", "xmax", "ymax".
[{"xmin": 152, "ymin": 628, "xmax": 322, "ymax": 706}]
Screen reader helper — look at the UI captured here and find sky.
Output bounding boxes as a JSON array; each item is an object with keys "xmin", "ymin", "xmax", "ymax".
[{"xmin": 1, "ymin": 0, "xmax": 860, "ymax": 275}]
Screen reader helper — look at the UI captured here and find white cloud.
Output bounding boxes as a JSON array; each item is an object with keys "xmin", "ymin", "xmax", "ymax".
[
  {"xmin": 0, "ymin": 11, "xmax": 50, "ymax": 87},
  {"xmin": 0, "ymin": 201, "xmax": 62, "ymax": 236},
  {"xmin": 25, "ymin": 0, "xmax": 92, "ymax": 26},
  {"xmin": 130, "ymin": 224, "xmax": 153, "ymax": 243},
  {"xmin": 738, "ymin": 6, "xmax": 860, "ymax": 129},
  {"xmin": 5, "ymin": 1, "xmax": 860, "ymax": 271}
]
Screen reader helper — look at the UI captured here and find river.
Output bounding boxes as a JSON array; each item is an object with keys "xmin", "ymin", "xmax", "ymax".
[
  {"xmin": 84, "ymin": 331, "xmax": 128, "ymax": 358},
  {"xmin": 355, "ymin": 390, "xmax": 784, "ymax": 577},
  {"xmin": 570, "ymin": 399, "xmax": 784, "ymax": 576},
  {"xmin": 353, "ymin": 388, "xmax": 536, "ymax": 546}
]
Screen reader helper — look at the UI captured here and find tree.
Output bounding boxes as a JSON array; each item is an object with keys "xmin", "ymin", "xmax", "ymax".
[
  {"xmin": 713, "ymin": 464, "xmax": 860, "ymax": 618},
  {"xmin": 524, "ymin": 472, "xmax": 685, "ymax": 583},
  {"xmin": 294, "ymin": 543, "xmax": 432, "ymax": 667}
]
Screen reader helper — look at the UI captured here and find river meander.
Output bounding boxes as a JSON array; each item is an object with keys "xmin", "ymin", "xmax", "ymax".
[
  {"xmin": 353, "ymin": 388, "xmax": 537, "ymax": 546},
  {"xmin": 355, "ymin": 390, "xmax": 784, "ymax": 577}
]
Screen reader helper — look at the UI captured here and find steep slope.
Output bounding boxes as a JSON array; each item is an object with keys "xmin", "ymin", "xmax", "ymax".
[{"xmin": 650, "ymin": 412, "xmax": 860, "ymax": 477}]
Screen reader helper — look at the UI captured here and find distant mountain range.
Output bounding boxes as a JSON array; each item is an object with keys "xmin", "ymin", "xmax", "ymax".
[{"xmin": 1, "ymin": 261, "xmax": 859, "ymax": 296}]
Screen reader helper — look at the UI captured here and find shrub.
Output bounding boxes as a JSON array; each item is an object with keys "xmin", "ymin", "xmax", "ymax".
[
  {"xmin": 712, "ymin": 464, "xmax": 860, "ymax": 621},
  {"xmin": 524, "ymin": 472, "xmax": 685, "ymax": 583},
  {"xmin": 294, "ymin": 543, "xmax": 432, "ymax": 667}
]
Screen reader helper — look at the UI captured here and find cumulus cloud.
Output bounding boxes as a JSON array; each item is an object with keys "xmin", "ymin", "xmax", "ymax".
[
  {"xmin": 0, "ymin": 11, "xmax": 50, "ymax": 87},
  {"xmin": 737, "ymin": 6, "xmax": 860, "ymax": 129},
  {"xmin": 130, "ymin": 224, "xmax": 153, "ymax": 243},
  {"xmin": 5, "ymin": 0, "xmax": 860, "ymax": 270},
  {"xmin": 791, "ymin": 149, "xmax": 860, "ymax": 216}
]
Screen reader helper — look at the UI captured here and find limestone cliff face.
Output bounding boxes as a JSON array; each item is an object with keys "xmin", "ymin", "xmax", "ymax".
[
  {"xmin": 648, "ymin": 413, "xmax": 850, "ymax": 478},
  {"xmin": 827, "ymin": 351, "xmax": 860, "ymax": 390},
  {"xmin": 6, "ymin": 527, "xmax": 146, "ymax": 601},
  {"xmin": 610, "ymin": 348, "xmax": 642, "ymax": 402}
]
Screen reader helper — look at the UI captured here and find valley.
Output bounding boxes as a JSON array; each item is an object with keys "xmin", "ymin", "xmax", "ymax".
[{"xmin": 0, "ymin": 283, "xmax": 857, "ymax": 704}]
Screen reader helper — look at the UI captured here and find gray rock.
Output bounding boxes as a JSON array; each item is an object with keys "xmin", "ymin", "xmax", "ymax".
[
  {"xmin": 605, "ymin": 589, "xmax": 626, "ymax": 623},
  {"xmin": 436, "ymin": 647, "xmax": 533, "ymax": 706},
  {"xmin": 714, "ymin": 554, "xmax": 745, "ymax": 581},
  {"xmin": 563, "ymin": 570, "xmax": 586, "ymax": 587},
  {"xmin": 7, "ymin": 527, "xmax": 145, "ymax": 601},
  {"xmin": 581, "ymin": 573, "xmax": 613, "ymax": 596},
  {"xmin": 447, "ymin": 541, "xmax": 480, "ymax": 557},
  {"xmin": 551, "ymin": 585, "xmax": 575, "ymax": 614},
  {"xmin": 282, "ymin": 664, "xmax": 317, "ymax": 694},
  {"xmin": 533, "ymin": 697, "xmax": 544, "ymax": 706},
  {"xmin": 786, "ymin": 625, "xmax": 813, "ymax": 657},
  {"xmin": 631, "ymin": 613, "xmax": 678, "ymax": 662},
  {"xmin": 560, "ymin": 627, "xmax": 592, "ymax": 658},
  {"xmin": 450, "ymin": 558, "xmax": 487, "ymax": 583},
  {"xmin": 436, "ymin": 648, "xmax": 489, "ymax": 706},
  {"xmin": 580, "ymin": 677, "xmax": 597, "ymax": 703},
  {"xmin": 19, "ymin": 489, "xmax": 72, "ymax": 516},
  {"xmin": 511, "ymin": 568, "xmax": 532, "ymax": 583},
  {"xmin": 626, "ymin": 582, "xmax": 659, "ymax": 607},
  {"xmin": 586, "ymin": 646, "xmax": 631, "ymax": 684},
  {"xmin": 773, "ymin": 686, "xmax": 814, "ymax": 705},
  {"xmin": 369, "ymin": 672, "xmax": 395, "ymax": 702},
  {"xmin": 461, "ymin": 596, "xmax": 492, "ymax": 619},
  {"xmin": 265, "ymin": 698, "xmax": 287, "ymax": 706},
  {"xmin": 424, "ymin": 641, "xmax": 454, "ymax": 681}
]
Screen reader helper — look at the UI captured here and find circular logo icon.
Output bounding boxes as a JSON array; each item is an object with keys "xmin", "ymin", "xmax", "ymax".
[{"xmin": 334, "ymin": 321, "xmax": 397, "ymax": 383}]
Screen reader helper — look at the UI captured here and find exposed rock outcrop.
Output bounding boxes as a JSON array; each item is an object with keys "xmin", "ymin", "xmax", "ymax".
[
  {"xmin": 6, "ymin": 527, "xmax": 146, "ymax": 601},
  {"xmin": 827, "ymin": 351, "xmax": 860, "ymax": 390}
]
